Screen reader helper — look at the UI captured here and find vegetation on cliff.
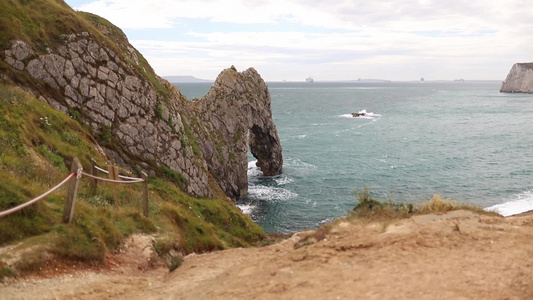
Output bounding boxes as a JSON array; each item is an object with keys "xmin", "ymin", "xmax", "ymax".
[
  {"xmin": 2, "ymin": 0, "xmax": 283, "ymax": 200},
  {"xmin": 351, "ymin": 187, "xmax": 497, "ymax": 220},
  {"xmin": 0, "ymin": 0, "xmax": 165, "ymax": 98},
  {"xmin": 0, "ymin": 84, "xmax": 264, "ymax": 278},
  {"xmin": 0, "ymin": 0, "xmax": 285, "ymax": 280}
]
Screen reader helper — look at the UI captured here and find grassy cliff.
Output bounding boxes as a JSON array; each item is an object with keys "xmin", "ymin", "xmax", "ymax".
[
  {"xmin": 0, "ymin": 0, "xmax": 268, "ymax": 279},
  {"xmin": 0, "ymin": 0, "xmax": 170, "ymax": 101},
  {"xmin": 0, "ymin": 69, "xmax": 263, "ymax": 279}
]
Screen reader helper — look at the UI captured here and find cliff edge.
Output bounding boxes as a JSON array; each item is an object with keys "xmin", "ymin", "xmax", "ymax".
[
  {"xmin": 2, "ymin": 210, "xmax": 532, "ymax": 299},
  {"xmin": 500, "ymin": 63, "xmax": 533, "ymax": 93},
  {"xmin": 0, "ymin": 1, "xmax": 282, "ymax": 199}
]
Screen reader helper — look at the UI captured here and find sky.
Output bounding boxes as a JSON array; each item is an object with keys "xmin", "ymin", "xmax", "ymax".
[{"xmin": 64, "ymin": 0, "xmax": 533, "ymax": 82}]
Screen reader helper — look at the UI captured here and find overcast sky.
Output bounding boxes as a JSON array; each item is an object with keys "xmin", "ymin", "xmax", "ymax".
[{"xmin": 64, "ymin": 0, "xmax": 532, "ymax": 82}]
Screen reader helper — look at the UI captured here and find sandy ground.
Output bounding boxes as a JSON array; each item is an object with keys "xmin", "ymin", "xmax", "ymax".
[{"xmin": 1, "ymin": 210, "xmax": 533, "ymax": 300}]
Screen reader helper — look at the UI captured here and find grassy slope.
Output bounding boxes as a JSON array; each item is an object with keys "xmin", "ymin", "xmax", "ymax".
[
  {"xmin": 0, "ymin": 0, "xmax": 171, "ymax": 100},
  {"xmin": 0, "ymin": 84, "xmax": 264, "ymax": 279},
  {"xmin": 0, "ymin": 0, "xmax": 178, "ymax": 173},
  {"xmin": 0, "ymin": 0, "xmax": 265, "ymax": 279}
]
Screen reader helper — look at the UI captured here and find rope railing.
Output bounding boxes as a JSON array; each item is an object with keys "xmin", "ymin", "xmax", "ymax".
[
  {"xmin": 81, "ymin": 171, "xmax": 145, "ymax": 183},
  {"xmin": 1, "ymin": 157, "xmax": 150, "ymax": 223},
  {"xmin": 88, "ymin": 159, "xmax": 149, "ymax": 218},
  {"xmin": 118, "ymin": 174, "xmax": 143, "ymax": 181},
  {"xmin": 91, "ymin": 159, "xmax": 142, "ymax": 181},
  {"xmin": 94, "ymin": 165, "xmax": 109, "ymax": 174},
  {"xmin": 0, "ymin": 172, "xmax": 77, "ymax": 218}
]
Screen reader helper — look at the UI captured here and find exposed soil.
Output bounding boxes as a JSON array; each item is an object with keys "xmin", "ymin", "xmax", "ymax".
[{"xmin": 2, "ymin": 210, "xmax": 533, "ymax": 300}]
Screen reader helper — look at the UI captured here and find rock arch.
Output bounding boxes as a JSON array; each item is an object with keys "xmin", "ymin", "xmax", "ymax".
[
  {"xmin": 191, "ymin": 67, "xmax": 283, "ymax": 200},
  {"xmin": 249, "ymin": 124, "xmax": 283, "ymax": 176}
]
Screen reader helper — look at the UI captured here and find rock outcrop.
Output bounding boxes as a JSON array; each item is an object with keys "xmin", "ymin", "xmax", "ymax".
[
  {"xmin": 2, "ymin": 15, "xmax": 282, "ymax": 199},
  {"xmin": 191, "ymin": 66, "xmax": 283, "ymax": 199},
  {"xmin": 500, "ymin": 63, "xmax": 533, "ymax": 93}
]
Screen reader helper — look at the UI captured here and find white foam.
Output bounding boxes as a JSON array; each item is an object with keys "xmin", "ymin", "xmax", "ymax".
[
  {"xmin": 340, "ymin": 109, "xmax": 381, "ymax": 119},
  {"xmin": 485, "ymin": 190, "xmax": 533, "ymax": 216},
  {"xmin": 275, "ymin": 176, "xmax": 294, "ymax": 185},
  {"xmin": 247, "ymin": 160, "xmax": 262, "ymax": 177},
  {"xmin": 248, "ymin": 185, "xmax": 297, "ymax": 201},
  {"xmin": 248, "ymin": 160, "xmax": 258, "ymax": 169},
  {"xmin": 236, "ymin": 203, "xmax": 255, "ymax": 215},
  {"xmin": 317, "ymin": 217, "xmax": 336, "ymax": 226},
  {"xmin": 286, "ymin": 158, "xmax": 317, "ymax": 170}
]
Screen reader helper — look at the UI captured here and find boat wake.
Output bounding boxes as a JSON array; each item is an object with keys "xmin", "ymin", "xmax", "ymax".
[{"xmin": 340, "ymin": 109, "xmax": 381, "ymax": 120}]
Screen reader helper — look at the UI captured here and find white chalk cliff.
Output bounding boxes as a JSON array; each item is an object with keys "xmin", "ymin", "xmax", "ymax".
[{"xmin": 500, "ymin": 63, "xmax": 533, "ymax": 93}]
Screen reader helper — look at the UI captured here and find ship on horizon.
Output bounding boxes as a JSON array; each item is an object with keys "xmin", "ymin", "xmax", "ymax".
[{"xmin": 306, "ymin": 76, "xmax": 314, "ymax": 83}]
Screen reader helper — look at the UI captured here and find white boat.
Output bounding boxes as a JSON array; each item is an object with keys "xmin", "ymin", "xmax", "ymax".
[{"xmin": 306, "ymin": 76, "xmax": 314, "ymax": 83}]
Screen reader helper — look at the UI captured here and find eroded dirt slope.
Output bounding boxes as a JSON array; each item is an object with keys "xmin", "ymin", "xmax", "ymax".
[{"xmin": 2, "ymin": 211, "xmax": 533, "ymax": 300}]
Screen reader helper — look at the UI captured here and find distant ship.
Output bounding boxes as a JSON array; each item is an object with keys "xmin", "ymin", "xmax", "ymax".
[
  {"xmin": 420, "ymin": 77, "xmax": 425, "ymax": 82},
  {"xmin": 306, "ymin": 76, "xmax": 314, "ymax": 83}
]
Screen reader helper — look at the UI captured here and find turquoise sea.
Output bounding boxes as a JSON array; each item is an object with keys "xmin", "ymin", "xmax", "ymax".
[{"xmin": 177, "ymin": 81, "xmax": 533, "ymax": 233}]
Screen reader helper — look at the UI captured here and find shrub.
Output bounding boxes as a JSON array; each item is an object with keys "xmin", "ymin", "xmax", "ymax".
[
  {"xmin": 169, "ymin": 256, "xmax": 183, "ymax": 272},
  {"xmin": 155, "ymin": 103, "xmax": 164, "ymax": 119},
  {"xmin": 353, "ymin": 187, "xmax": 382, "ymax": 212},
  {"xmin": 351, "ymin": 188, "xmax": 495, "ymax": 220}
]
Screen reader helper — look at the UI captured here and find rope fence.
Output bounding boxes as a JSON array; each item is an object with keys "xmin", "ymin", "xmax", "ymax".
[
  {"xmin": 82, "ymin": 172, "xmax": 145, "ymax": 184},
  {"xmin": 0, "ymin": 172, "xmax": 76, "ymax": 218},
  {"xmin": 93, "ymin": 164, "xmax": 109, "ymax": 174},
  {"xmin": 0, "ymin": 157, "xmax": 150, "ymax": 223}
]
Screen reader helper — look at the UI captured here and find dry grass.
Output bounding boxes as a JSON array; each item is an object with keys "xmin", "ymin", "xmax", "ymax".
[
  {"xmin": 418, "ymin": 195, "xmax": 499, "ymax": 216},
  {"xmin": 294, "ymin": 191, "xmax": 501, "ymax": 250},
  {"xmin": 351, "ymin": 188, "xmax": 499, "ymax": 220}
]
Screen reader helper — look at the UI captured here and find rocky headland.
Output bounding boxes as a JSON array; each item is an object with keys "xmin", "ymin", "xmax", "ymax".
[
  {"xmin": 0, "ymin": 0, "xmax": 277, "ymax": 278},
  {"xmin": 500, "ymin": 63, "xmax": 533, "ymax": 93},
  {"xmin": 1, "ymin": 3, "xmax": 532, "ymax": 299},
  {"xmin": 2, "ymin": 12, "xmax": 282, "ymax": 200}
]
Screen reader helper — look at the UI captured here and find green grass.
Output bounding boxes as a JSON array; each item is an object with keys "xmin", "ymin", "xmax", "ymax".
[
  {"xmin": 0, "ymin": 0, "xmax": 173, "ymax": 119},
  {"xmin": 0, "ymin": 0, "xmax": 86, "ymax": 53},
  {"xmin": 182, "ymin": 118, "xmax": 202, "ymax": 157},
  {"xmin": 0, "ymin": 0, "xmax": 267, "ymax": 279},
  {"xmin": 0, "ymin": 84, "xmax": 265, "ymax": 278}
]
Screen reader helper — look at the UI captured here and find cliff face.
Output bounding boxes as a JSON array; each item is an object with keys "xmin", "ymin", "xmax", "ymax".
[
  {"xmin": 1, "ymin": 10, "xmax": 282, "ymax": 199},
  {"xmin": 500, "ymin": 63, "xmax": 533, "ymax": 93},
  {"xmin": 191, "ymin": 67, "xmax": 283, "ymax": 199}
]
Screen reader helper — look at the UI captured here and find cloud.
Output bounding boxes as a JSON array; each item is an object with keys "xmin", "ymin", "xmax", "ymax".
[
  {"xmin": 70, "ymin": 0, "xmax": 533, "ymax": 80},
  {"xmin": 75, "ymin": 0, "xmax": 353, "ymax": 29}
]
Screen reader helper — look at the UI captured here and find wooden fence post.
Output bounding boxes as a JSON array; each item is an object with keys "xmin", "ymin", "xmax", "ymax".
[
  {"xmin": 90, "ymin": 158, "xmax": 97, "ymax": 192},
  {"xmin": 63, "ymin": 157, "xmax": 82, "ymax": 224},
  {"xmin": 108, "ymin": 165, "xmax": 119, "ymax": 207},
  {"xmin": 142, "ymin": 172, "xmax": 149, "ymax": 218}
]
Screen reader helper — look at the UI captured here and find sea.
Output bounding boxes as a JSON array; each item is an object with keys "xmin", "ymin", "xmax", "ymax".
[{"xmin": 176, "ymin": 80, "xmax": 533, "ymax": 233}]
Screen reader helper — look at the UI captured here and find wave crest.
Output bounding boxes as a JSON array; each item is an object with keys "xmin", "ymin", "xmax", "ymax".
[
  {"xmin": 485, "ymin": 190, "xmax": 533, "ymax": 216},
  {"xmin": 340, "ymin": 109, "xmax": 382, "ymax": 119}
]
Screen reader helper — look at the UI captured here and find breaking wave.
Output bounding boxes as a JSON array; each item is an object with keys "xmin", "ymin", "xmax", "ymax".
[
  {"xmin": 485, "ymin": 190, "xmax": 533, "ymax": 216},
  {"xmin": 339, "ymin": 109, "xmax": 381, "ymax": 119}
]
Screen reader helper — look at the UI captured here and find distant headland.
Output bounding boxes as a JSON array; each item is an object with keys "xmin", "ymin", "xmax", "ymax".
[
  {"xmin": 163, "ymin": 75, "xmax": 212, "ymax": 83},
  {"xmin": 500, "ymin": 63, "xmax": 533, "ymax": 93}
]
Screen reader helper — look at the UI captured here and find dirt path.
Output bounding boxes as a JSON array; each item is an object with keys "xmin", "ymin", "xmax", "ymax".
[{"xmin": 2, "ymin": 211, "xmax": 533, "ymax": 299}]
